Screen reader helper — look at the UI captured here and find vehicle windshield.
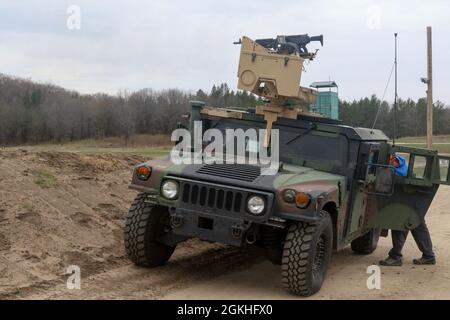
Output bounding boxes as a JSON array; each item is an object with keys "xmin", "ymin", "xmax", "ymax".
[{"xmin": 201, "ymin": 118, "xmax": 348, "ymax": 171}]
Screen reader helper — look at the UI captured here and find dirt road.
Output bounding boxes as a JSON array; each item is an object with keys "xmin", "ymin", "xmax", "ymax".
[{"xmin": 1, "ymin": 150, "xmax": 449, "ymax": 300}]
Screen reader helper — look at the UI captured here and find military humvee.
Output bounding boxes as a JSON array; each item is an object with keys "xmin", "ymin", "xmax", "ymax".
[{"xmin": 123, "ymin": 35, "xmax": 450, "ymax": 296}]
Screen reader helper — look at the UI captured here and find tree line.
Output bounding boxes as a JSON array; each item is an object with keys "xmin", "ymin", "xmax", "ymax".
[
  {"xmin": 0, "ymin": 74, "xmax": 449, "ymax": 146},
  {"xmin": 340, "ymin": 95, "xmax": 450, "ymax": 138}
]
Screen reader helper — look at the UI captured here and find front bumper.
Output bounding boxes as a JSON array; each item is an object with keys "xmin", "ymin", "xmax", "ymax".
[
  {"xmin": 169, "ymin": 207, "xmax": 252, "ymax": 246},
  {"xmin": 132, "ymin": 175, "xmax": 321, "ymax": 246},
  {"xmin": 164, "ymin": 177, "xmax": 277, "ymax": 246}
]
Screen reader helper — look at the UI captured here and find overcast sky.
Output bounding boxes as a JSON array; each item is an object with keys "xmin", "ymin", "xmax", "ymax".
[{"xmin": 0, "ymin": 0, "xmax": 449, "ymax": 103}]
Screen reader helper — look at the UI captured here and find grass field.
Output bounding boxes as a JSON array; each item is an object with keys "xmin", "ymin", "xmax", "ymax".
[
  {"xmin": 397, "ymin": 135, "xmax": 450, "ymax": 143},
  {"xmin": 396, "ymin": 135, "xmax": 450, "ymax": 154},
  {"xmin": 4, "ymin": 134, "xmax": 450, "ymax": 157},
  {"xmin": 4, "ymin": 134, "xmax": 172, "ymax": 158}
]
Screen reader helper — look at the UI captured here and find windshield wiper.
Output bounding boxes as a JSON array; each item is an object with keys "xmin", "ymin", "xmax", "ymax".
[{"xmin": 286, "ymin": 123, "xmax": 316, "ymax": 145}]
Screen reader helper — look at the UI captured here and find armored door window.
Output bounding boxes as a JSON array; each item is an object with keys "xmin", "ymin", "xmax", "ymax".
[
  {"xmin": 437, "ymin": 156, "xmax": 450, "ymax": 184},
  {"xmin": 410, "ymin": 155, "xmax": 427, "ymax": 179},
  {"xmin": 389, "ymin": 145, "xmax": 437, "ymax": 186}
]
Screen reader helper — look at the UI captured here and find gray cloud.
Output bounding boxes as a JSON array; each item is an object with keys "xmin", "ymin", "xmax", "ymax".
[{"xmin": 0, "ymin": 0, "xmax": 449, "ymax": 103}]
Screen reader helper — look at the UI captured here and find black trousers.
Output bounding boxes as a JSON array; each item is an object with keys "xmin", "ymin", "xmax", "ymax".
[{"xmin": 388, "ymin": 221, "xmax": 435, "ymax": 260}]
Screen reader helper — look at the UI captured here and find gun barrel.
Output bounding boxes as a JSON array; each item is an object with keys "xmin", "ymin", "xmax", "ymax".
[
  {"xmin": 309, "ymin": 35, "xmax": 324, "ymax": 46},
  {"xmin": 254, "ymin": 34, "xmax": 323, "ymax": 57}
]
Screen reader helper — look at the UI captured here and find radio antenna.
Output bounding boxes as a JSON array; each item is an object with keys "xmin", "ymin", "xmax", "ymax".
[{"xmin": 393, "ymin": 33, "xmax": 398, "ymax": 145}]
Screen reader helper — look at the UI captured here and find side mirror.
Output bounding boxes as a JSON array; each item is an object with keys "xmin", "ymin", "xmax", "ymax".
[{"xmin": 374, "ymin": 167, "xmax": 395, "ymax": 194}]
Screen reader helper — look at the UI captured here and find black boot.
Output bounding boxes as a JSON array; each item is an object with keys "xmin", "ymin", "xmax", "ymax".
[
  {"xmin": 413, "ymin": 256, "xmax": 436, "ymax": 265},
  {"xmin": 379, "ymin": 256, "xmax": 402, "ymax": 266}
]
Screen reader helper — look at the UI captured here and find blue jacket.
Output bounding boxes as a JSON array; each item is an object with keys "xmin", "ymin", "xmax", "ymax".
[{"xmin": 395, "ymin": 155, "xmax": 408, "ymax": 177}]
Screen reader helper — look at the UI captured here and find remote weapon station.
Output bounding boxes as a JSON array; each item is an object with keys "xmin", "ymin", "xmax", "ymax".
[
  {"xmin": 235, "ymin": 34, "xmax": 323, "ymax": 146},
  {"xmin": 124, "ymin": 34, "xmax": 450, "ymax": 296}
]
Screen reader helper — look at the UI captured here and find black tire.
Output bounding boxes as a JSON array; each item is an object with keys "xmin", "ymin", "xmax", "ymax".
[
  {"xmin": 351, "ymin": 228, "xmax": 380, "ymax": 255},
  {"xmin": 124, "ymin": 193, "xmax": 175, "ymax": 267},
  {"xmin": 281, "ymin": 211, "xmax": 333, "ymax": 296}
]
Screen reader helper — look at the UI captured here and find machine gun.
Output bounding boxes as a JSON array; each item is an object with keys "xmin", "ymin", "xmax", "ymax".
[
  {"xmin": 255, "ymin": 34, "xmax": 323, "ymax": 59},
  {"xmin": 235, "ymin": 34, "xmax": 323, "ymax": 146}
]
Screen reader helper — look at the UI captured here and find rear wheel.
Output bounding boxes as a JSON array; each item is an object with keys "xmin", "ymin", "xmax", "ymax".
[
  {"xmin": 281, "ymin": 211, "xmax": 333, "ymax": 296},
  {"xmin": 351, "ymin": 228, "xmax": 380, "ymax": 254},
  {"xmin": 124, "ymin": 193, "xmax": 175, "ymax": 267}
]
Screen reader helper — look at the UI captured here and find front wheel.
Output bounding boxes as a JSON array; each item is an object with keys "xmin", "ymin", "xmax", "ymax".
[
  {"xmin": 281, "ymin": 211, "xmax": 333, "ymax": 296},
  {"xmin": 124, "ymin": 193, "xmax": 175, "ymax": 267}
]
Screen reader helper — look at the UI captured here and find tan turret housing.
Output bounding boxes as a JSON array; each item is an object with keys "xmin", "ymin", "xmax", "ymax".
[
  {"xmin": 237, "ymin": 36, "xmax": 317, "ymax": 106},
  {"xmin": 236, "ymin": 36, "xmax": 320, "ymax": 146}
]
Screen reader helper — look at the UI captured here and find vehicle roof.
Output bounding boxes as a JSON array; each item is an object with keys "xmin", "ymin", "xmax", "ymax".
[
  {"xmin": 200, "ymin": 106, "xmax": 389, "ymax": 142},
  {"xmin": 310, "ymin": 81, "xmax": 338, "ymax": 88},
  {"xmin": 277, "ymin": 117, "xmax": 389, "ymax": 141}
]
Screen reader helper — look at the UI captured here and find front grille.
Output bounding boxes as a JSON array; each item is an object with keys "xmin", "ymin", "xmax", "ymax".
[
  {"xmin": 181, "ymin": 181, "xmax": 244, "ymax": 213},
  {"xmin": 196, "ymin": 164, "xmax": 261, "ymax": 182}
]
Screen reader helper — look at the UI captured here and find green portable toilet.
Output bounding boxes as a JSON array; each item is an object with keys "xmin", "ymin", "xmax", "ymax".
[{"xmin": 309, "ymin": 81, "xmax": 339, "ymax": 120}]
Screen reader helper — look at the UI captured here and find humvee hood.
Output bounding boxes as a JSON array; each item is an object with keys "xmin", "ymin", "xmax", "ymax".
[{"xmin": 130, "ymin": 155, "xmax": 345, "ymax": 197}]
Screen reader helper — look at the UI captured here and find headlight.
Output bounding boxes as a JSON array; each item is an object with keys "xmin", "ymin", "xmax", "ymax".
[
  {"xmin": 247, "ymin": 195, "xmax": 265, "ymax": 215},
  {"xmin": 283, "ymin": 189, "xmax": 296, "ymax": 203},
  {"xmin": 161, "ymin": 180, "xmax": 179, "ymax": 199}
]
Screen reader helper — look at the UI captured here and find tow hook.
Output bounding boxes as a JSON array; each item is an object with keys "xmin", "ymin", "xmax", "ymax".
[
  {"xmin": 245, "ymin": 230, "xmax": 258, "ymax": 245},
  {"xmin": 170, "ymin": 214, "xmax": 183, "ymax": 228},
  {"xmin": 231, "ymin": 224, "xmax": 245, "ymax": 239}
]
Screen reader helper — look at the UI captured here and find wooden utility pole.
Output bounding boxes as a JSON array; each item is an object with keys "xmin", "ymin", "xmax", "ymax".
[
  {"xmin": 393, "ymin": 33, "xmax": 398, "ymax": 145},
  {"xmin": 426, "ymin": 26, "xmax": 433, "ymax": 149}
]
